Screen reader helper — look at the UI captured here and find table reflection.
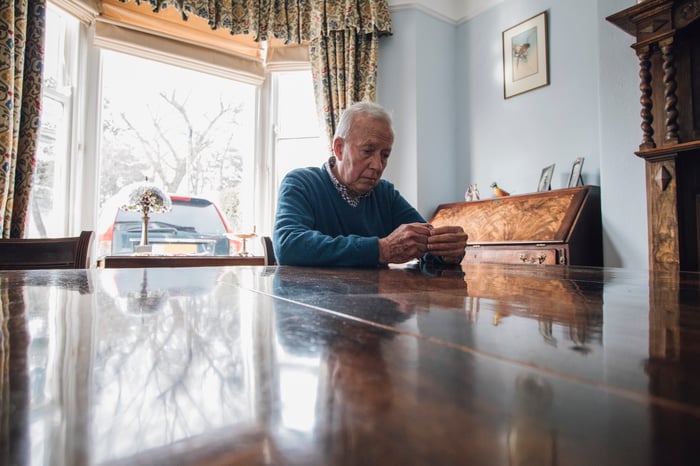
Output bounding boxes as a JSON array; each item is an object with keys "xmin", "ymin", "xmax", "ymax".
[
  {"xmin": 91, "ymin": 268, "xmax": 257, "ymax": 463},
  {"xmin": 1, "ymin": 268, "xmax": 265, "ymax": 465},
  {"xmin": 508, "ymin": 374, "xmax": 555, "ymax": 466},
  {"xmin": 273, "ymin": 294, "xmax": 409, "ymax": 464},
  {"xmin": 271, "ymin": 266, "xmax": 415, "ymax": 458},
  {"xmin": 123, "ymin": 268, "xmax": 169, "ymax": 314},
  {"xmin": 464, "ymin": 266, "xmax": 604, "ymax": 347},
  {"xmin": 1, "ymin": 279, "xmax": 31, "ymax": 466},
  {"xmin": 267, "ymin": 264, "xmax": 609, "ymax": 388}
]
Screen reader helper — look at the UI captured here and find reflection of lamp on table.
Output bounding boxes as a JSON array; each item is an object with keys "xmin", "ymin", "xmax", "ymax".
[
  {"xmin": 125, "ymin": 268, "xmax": 169, "ymax": 315},
  {"xmin": 119, "ymin": 182, "xmax": 172, "ymax": 254},
  {"xmin": 233, "ymin": 226, "xmax": 256, "ymax": 257}
]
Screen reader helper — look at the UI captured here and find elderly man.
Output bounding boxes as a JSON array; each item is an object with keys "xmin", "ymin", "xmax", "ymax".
[{"xmin": 273, "ymin": 101, "xmax": 467, "ymax": 266}]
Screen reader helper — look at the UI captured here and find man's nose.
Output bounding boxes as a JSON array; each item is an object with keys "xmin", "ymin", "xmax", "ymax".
[{"xmin": 368, "ymin": 153, "xmax": 383, "ymax": 170}]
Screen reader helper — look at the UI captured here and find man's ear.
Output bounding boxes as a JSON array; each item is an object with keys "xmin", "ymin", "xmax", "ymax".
[{"xmin": 333, "ymin": 137, "xmax": 344, "ymax": 161}]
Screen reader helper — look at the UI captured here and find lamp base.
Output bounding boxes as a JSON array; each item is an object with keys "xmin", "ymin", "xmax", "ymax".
[{"xmin": 134, "ymin": 244, "xmax": 153, "ymax": 254}]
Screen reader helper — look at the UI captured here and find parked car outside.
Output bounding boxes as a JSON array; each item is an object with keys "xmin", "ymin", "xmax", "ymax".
[{"xmin": 97, "ymin": 194, "xmax": 240, "ymax": 257}]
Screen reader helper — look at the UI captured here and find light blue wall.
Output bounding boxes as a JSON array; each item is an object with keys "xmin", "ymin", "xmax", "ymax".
[
  {"xmin": 459, "ymin": 1, "xmax": 601, "ymax": 194},
  {"xmin": 377, "ymin": 10, "xmax": 420, "ymax": 206},
  {"xmin": 414, "ymin": 13, "xmax": 458, "ymax": 216},
  {"xmin": 379, "ymin": 0, "xmax": 648, "ymax": 269},
  {"xmin": 379, "ymin": 9, "xmax": 458, "ymax": 216}
]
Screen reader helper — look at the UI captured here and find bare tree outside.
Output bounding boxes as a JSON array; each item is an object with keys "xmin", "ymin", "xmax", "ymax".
[{"xmin": 98, "ymin": 51, "xmax": 256, "ymax": 231}]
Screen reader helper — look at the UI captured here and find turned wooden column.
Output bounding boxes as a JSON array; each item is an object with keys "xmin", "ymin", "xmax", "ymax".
[
  {"xmin": 637, "ymin": 44, "xmax": 656, "ymax": 150},
  {"xmin": 660, "ymin": 37, "xmax": 680, "ymax": 145},
  {"xmin": 607, "ymin": 0, "xmax": 700, "ymax": 271}
]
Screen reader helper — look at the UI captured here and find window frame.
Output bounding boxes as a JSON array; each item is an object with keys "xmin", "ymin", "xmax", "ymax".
[
  {"xmin": 39, "ymin": 2, "xmax": 316, "ymax": 245},
  {"xmin": 268, "ymin": 69, "xmax": 325, "ymax": 221}
]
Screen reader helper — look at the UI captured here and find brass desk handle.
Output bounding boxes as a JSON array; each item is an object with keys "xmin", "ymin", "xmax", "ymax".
[{"xmin": 519, "ymin": 253, "xmax": 546, "ymax": 264}]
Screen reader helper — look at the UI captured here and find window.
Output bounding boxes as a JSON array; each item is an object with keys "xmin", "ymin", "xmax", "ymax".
[
  {"xmin": 270, "ymin": 70, "xmax": 325, "ymax": 214},
  {"xmin": 98, "ymin": 50, "xmax": 257, "ymax": 222},
  {"xmin": 273, "ymin": 71, "xmax": 325, "ymax": 182},
  {"xmin": 96, "ymin": 50, "xmax": 257, "ymax": 255},
  {"xmin": 27, "ymin": 4, "xmax": 79, "ymax": 237},
  {"xmin": 29, "ymin": 4, "xmax": 322, "ymax": 258}
]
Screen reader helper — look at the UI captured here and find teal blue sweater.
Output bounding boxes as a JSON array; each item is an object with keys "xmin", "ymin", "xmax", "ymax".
[{"xmin": 273, "ymin": 166, "xmax": 425, "ymax": 266}]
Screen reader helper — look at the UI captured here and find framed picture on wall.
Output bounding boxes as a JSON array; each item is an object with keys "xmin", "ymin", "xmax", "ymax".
[
  {"xmin": 537, "ymin": 164, "xmax": 555, "ymax": 192},
  {"xmin": 567, "ymin": 157, "xmax": 585, "ymax": 187},
  {"xmin": 502, "ymin": 11, "xmax": 550, "ymax": 99}
]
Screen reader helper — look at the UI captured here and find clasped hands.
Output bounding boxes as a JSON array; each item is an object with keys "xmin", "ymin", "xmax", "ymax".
[{"xmin": 378, "ymin": 222, "xmax": 468, "ymax": 265}]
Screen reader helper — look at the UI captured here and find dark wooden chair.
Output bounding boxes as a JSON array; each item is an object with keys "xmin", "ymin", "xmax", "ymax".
[
  {"xmin": 0, "ymin": 231, "xmax": 94, "ymax": 270},
  {"xmin": 261, "ymin": 236, "xmax": 277, "ymax": 266}
]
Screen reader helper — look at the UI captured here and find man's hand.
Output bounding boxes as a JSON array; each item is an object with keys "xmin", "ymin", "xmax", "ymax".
[
  {"xmin": 378, "ymin": 223, "xmax": 432, "ymax": 264},
  {"xmin": 427, "ymin": 226, "xmax": 468, "ymax": 263}
]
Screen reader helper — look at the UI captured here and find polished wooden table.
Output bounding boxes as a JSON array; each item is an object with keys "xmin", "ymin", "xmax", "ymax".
[{"xmin": 2, "ymin": 262, "xmax": 699, "ymax": 465}]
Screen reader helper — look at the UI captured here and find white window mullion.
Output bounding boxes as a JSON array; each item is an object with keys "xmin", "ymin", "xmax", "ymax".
[
  {"xmin": 256, "ymin": 76, "xmax": 274, "ymax": 236},
  {"xmin": 73, "ymin": 25, "xmax": 102, "ymax": 236}
]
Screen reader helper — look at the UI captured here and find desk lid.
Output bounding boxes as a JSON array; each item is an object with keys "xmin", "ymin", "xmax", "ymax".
[{"xmin": 429, "ymin": 186, "xmax": 597, "ymax": 245}]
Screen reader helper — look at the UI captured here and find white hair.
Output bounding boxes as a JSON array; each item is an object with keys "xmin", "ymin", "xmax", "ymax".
[{"xmin": 333, "ymin": 101, "xmax": 393, "ymax": 140}]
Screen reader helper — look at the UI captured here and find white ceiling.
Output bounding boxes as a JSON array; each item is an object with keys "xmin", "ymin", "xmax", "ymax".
[{"xmin": 386, "ymin": 0, "xmax": 504, "ymax": 23}]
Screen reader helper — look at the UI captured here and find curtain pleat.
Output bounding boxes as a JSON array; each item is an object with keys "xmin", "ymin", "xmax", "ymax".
[
  {"xmin": 309, "ymin": 29, "xmax": 380, "ymax": 149},
  {"xmin": 0, "ymin": 0, "xmax": 46, "ymax": 238}
]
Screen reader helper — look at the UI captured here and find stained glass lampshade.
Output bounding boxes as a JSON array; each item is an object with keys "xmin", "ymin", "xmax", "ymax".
[{"xmin": 119, "ymin": 182, "xmax": 172, "ymax": 253}]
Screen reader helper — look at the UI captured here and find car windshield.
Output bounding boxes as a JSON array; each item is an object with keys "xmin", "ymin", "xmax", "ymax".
[{"xmin": 115, "ymin": 198, "xmax": 227, "ymax": 234}]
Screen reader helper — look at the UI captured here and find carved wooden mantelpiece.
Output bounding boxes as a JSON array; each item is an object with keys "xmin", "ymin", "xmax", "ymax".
[{"xmin": 607, "ymin": 0, "xmax": 700, "ymax": 271}]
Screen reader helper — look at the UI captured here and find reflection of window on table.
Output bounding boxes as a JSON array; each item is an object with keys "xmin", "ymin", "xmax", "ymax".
[
  {"xmin": 275, "ymin": 346, "xmax": 321, "ymax": 433},
  {"xmin": 87, "ymin": 269, "xmax": 261, "ymax": 460},
  {"xmin": 26, "ymin": 286, "xmax": 93, "ymax": 464}
]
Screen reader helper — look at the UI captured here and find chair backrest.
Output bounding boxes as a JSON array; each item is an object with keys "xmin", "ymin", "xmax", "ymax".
[
  {"xmin": 261, "ymin": 236, "xmax": 277, "ymax": 266},
  {"xmin": 0, "ymin": 231, "xmax": 94, "ymax": 270}
]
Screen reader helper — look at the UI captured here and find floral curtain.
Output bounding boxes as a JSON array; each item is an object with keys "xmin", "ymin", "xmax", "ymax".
[
  {"xmin": 123, "ymin": 0, "xmax": 393, "ymax": 148},
  {"xmin": 0, "ymin": 0, "xmax": 46, "ymax": 238},
  {"xmin": 306, "ymin": 1, "xmax": 391, "ymax": 146},
  {"xmin": 309, "ymin": 29, "xmax": 380, "ymax": 149}
]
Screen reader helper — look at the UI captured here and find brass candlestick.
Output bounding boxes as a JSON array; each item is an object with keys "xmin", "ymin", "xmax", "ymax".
[{"xmin": 234, "ymin": 226, "xmax": 257, "ymax": 257}]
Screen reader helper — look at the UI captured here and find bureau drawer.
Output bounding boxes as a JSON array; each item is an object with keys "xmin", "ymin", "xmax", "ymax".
[{"xmin": 462, "ymin": 246, "xmax": 563, "ymax": 265}]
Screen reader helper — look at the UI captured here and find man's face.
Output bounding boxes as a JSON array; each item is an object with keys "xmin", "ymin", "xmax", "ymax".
[{"xmin": 333, "ymin": 114, "xmax": 394, "ymax": 196}]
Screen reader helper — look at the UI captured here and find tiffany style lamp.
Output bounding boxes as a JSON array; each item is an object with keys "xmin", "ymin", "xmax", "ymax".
[{"xmin": 120, "ymin": 182, "xmax": 172, "ymax": 254}]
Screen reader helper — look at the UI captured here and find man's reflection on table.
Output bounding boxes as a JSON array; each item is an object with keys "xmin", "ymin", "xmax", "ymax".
[
  {"xmin": 271, "ymin": 262, "xmax": 468, "ymax": 318},
  {"xmin": 508, "ymin": 374, "xmax": 556, "ymax": 466},
  {"xmin": 382, "ymin": 261, "xmax": 468, "ymax": 312},
  {"xmin": 272, "ymin": 267, "xmax": 422, "ymax": 463}
]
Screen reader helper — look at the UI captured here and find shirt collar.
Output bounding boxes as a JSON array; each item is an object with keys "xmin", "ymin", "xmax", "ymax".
[{"xmin": 324, "ymin": 157, "xmax": 371, "ymax": 208}]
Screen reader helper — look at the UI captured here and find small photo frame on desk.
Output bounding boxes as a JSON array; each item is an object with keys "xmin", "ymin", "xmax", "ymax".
[
  {"xmin": 567, "ymin": 157, "xmax": 585, "ymax": 187},
  {"xmin": 537, "ymin": 164, "xmax": 555, "ymax": 192},
  {"xmin": 502, "ymin": 11, "xmax": 550, "ymax": 99}
]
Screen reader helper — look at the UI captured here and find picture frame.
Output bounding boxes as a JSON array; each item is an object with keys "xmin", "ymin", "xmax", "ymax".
[
  {"xmin": 567, "ymin": 157, "xmax": 585, "ymax": 187},
  {"xmin": 537, "ymin": 164, "xmax": 555, "ymax": 192},
  {"xmin": 502, "ymin": 11, "xmax": 550, "ymax": 99}
]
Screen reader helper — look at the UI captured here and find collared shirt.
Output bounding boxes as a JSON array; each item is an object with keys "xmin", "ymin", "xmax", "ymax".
[{"xmin": 323, "ymin": 157, "xmax": 371, "ymax": 208}]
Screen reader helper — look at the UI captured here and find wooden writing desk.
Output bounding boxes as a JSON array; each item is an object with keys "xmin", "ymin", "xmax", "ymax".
[
  {"xmin": 2, "ymin": 263, "xmax": 699, "ymax": 464},
  {"xmin": 99, "ymin": 254, "xmax": 265, "ymax": 268},
  {"xmin": 430, "ymin": 185, "xmax": 602, "ymax": 266}
]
